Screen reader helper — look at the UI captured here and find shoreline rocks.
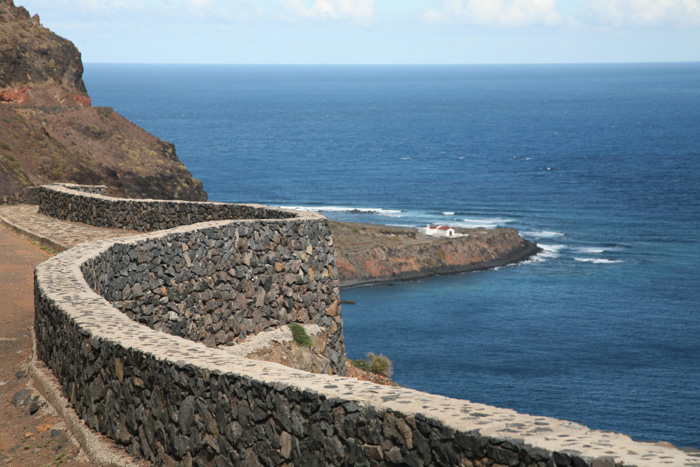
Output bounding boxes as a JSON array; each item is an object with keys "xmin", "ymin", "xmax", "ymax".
[{"xmin": 331, "ymin": 221, "xmax": 541, "ymax": 287}]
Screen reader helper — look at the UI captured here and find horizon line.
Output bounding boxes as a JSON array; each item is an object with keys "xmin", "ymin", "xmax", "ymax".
[{"xmin": 83, "ymin": 60, "xmax": 700, "ymax": 66}]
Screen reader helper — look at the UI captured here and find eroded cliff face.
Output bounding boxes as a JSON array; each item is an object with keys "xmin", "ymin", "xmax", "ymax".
[
  {"xmin": 0, "ymin": 105, "xmax": 206, "ymax": 200},
  {"xmin": 331, "ymin": 222, "xmax": 540, "ymax": 286},
  {"xmin": 0, "ymin": 0, "xmax": 89, "ymax": 106},
  {"xmin": 0, "ymin": 0, "xmax": 207, "ymax": 200}
]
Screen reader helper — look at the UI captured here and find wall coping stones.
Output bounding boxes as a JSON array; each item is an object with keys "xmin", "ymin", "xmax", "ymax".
[
  {"xmin": 32, "ymin": 185, "xmax": 700, "ymax": 466},
  {"xmin": 32, "ymin": 184, "xmax": 307, "ymax": 231},
  {"xmin": 221, "ymin": 323, "xmax": 324, "ymax": 358}
]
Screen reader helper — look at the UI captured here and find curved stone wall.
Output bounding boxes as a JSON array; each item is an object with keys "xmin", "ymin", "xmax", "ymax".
[
  {"xmin": 26, "ymin": 184, "xmax": 343, "ymax": 371},
  {"xmin": 32, "ymin": 183, "xmax": 298, "ymax": 232},
  {"xmin": 33, "ymin": 185, "xmax": 699, "ymax": 466},
  {"xmin": 80, "ymin": 218, "xmax": 344, "ymax": 367}
]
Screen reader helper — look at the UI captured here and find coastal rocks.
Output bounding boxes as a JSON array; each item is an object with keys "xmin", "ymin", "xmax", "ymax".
[{"xmin": 331, "ymin": 222, "xmax": 540, "ymax": 286}]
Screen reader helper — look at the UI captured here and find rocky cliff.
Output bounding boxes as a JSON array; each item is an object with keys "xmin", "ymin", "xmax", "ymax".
[
  {"xmin": 331, "ymin": 222, "xmax": 540, "ymax": 286},
  {"xmin": 0, "ymin": 0, "xmax": 88, "ymax": 107},
  {"xmin": 0, "ymin": 0, "xmax": 207, "ymax": 201}
]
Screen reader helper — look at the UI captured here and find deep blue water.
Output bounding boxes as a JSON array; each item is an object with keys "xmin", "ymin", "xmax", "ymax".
[{"xmin": 84, "ymin": 63, "xmax": 700, "ymax": 448}]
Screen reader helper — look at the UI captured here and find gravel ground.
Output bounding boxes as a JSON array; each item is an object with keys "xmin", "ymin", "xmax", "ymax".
[{"xmin": 0, "ymin": 223, "xmax": 92, "ymax": 467}]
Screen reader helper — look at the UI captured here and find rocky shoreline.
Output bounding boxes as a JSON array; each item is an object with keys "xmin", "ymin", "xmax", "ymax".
[{"xmin": 330, "ymin": 221, "xmax": 540, "ymax": 287}]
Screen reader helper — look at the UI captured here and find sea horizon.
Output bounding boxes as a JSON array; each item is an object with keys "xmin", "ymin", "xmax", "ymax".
[{"xmin": 83, "ymin": 60, "xmax": 700, "ymax": 66}]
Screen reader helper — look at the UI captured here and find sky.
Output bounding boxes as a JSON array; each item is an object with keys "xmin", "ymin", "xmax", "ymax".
[{"xmin": 15, "ymin": 0, "xmax": 700, "ymax": 64}]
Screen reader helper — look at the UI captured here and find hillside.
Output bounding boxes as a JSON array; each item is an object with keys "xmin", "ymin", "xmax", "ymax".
[{"xmin": 0, "ymin": 0, "xmax": 206, "ymax": 200}]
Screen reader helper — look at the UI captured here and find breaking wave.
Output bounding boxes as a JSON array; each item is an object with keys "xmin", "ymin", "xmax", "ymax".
[
  {"xmin": 522, "ymin": 230, "xmax": 565, "ymax": 238},
  {"xmin": 574, "ymin": 258, "xmax": 623, "ymax": 264},
  {"xmin": 280, "ymin": 205, "xmax": 404, "ymax": 216}
]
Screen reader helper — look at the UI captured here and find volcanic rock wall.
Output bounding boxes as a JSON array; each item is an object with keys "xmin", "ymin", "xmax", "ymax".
[{"xmin": 32, "ymin": 185, "xmax": 698, "ymax": 466}]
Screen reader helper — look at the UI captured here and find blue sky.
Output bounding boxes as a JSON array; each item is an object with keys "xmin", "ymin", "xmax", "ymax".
[{"xmin": 16, "ymin": 0, "xmax": 700, "ymax": 64}]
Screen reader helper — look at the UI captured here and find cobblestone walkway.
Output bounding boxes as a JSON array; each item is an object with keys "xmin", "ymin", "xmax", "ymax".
[{"xmin": 0, "ymin": 204, "xmax": 137, "ymax": 252}]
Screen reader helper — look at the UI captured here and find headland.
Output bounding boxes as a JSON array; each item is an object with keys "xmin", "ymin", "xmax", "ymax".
[
  {"xmin": 331, "ymin": 221, "xmax": 540, "ymax": 287},
  {"xmin": 0, "ymin": 0, "xmax": 206, "ymax": 201}
]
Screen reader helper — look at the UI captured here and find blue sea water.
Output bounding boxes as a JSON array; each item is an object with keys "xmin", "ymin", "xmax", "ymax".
[{"xmin": 84, "ymin": 63, "xmax": 700, "ymax": 448}]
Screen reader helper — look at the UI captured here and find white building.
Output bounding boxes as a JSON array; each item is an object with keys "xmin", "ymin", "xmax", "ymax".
[{"xmin": 417, "ymin": 224, "xmax": 455, "ymax": 237}]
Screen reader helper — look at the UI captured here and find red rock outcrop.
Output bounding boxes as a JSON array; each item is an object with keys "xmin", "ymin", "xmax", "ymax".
[
  {"xmin": 0, "ymin": 0, "xmax": 89, "ymax": 106},
  {"xmin": 0, "ymin": 0, "xmax": 207, "ymax": 201}
]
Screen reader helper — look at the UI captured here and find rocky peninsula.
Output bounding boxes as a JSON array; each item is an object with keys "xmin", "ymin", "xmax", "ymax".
[{"xmin": 331, "ymin": 221, "xmax": 540, "ymax": 287}]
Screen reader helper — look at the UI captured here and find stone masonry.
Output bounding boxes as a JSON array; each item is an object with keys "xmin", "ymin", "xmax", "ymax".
[
  {"xmin": 80, "ymin": 218, "xmax": 345, "ymax": 367},
  {"xmin": 31, "ymin": 185, "xmax": 700, "ymax": 466},
  {"xmin": 33, "ymin": 184, "xmax": 298, "ymax": 232}
]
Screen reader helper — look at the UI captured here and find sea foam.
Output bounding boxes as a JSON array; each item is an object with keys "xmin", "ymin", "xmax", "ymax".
[
  {"xmin": 280, "ymin": 205, "xmax": 403, "ymax": 216},
  {"xmin": 523, "ymin": 230, "xmax": 565, "ymax": 238},
  {"xmin": 574, "ymin": 247, "xmax": 606, "ymax": 254},
  {"xmin": 526, "ymin": 243, "xmax": 565, "ymax": 263},
  {"xmin": 574, "ymin": 258, "xmax": 623, "ymax": 264},
  {"xmin": 455, "ymin": 218, "xmax": 514, "ymax": 228}
]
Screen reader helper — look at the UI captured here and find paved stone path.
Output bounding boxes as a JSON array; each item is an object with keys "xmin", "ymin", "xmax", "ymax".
[
  {"xmin": 0, "ymin": 205, "xmax": 144, "ymax": 467},
  {"xmin": 0, "ymin": 204, "xmax": 137, "ymax": 252}
]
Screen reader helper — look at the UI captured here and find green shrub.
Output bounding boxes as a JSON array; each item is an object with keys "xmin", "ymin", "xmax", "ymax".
[
  {"xmin": 39, "ymin": 244, "xmax": 58, "ymax": 256},
  {"xmin": 352, "ymin": 353, "xmax": 393, "ymax": 377},
  {"xmin": 288, "ymin": 323, "xmax": 313, "ymax": 347},
  {"xmin": 351, "ymin": 358, "xmax": 370, "ymax": 372},
  {"xmin": 367, "ymin": 353, "xmax": 393, "ymax": 378}
]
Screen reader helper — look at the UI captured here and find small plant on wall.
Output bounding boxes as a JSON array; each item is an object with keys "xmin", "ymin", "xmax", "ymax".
[{"xmin": 288, "ymin": 322, "xmax": 313, "ymax": 347}]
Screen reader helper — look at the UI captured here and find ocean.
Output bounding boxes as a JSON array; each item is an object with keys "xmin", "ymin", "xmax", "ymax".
[{"xmin": 84, "ymin": 63, "xmax": 700, "ymax": 448}]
